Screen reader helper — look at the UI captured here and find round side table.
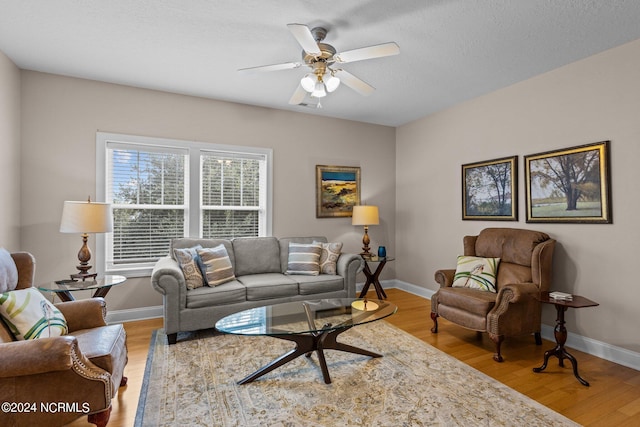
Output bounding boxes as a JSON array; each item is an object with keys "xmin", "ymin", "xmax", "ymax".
[{"xmin": 38, "ymin": 275, "xmax": 127, "ymax": 302}]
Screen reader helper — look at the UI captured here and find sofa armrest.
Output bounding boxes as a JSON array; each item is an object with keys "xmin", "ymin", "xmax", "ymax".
[
  {"xmin": 56, "ymin": 298, "xmax": 107, "ymax": 332},
  {"xmin": 336, "ymin": 253, "xmax": 363, "ymax": 298},
  {"xmin": 0, "ymin": 336, "xmax": 79, "ymax": 377},
  {"xmin": 151, "ymin": 256, "xmax": 187, "ymax": 335},
  {"xmin": 434, "ymin": 269, "xmax": 456, "ymax": 287}
]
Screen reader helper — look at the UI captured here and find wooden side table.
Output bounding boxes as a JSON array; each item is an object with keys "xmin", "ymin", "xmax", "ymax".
[
  {"xmin": 533, "ymin": 291, "xmax": 599, "ymax": 386},
  {"xmin": 358, "ymin": 256, "xmax": 394, "ymax": 300}
]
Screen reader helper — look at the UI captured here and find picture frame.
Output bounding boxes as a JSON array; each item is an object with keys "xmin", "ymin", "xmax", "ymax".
[
  {"xmin": 462, "ymin": 156, "xmax": 518, "ymax": 221},
  {"xmin": 524, "ymin": 141, "xmax": 612, "ymax": 224},
  {"xmin": 316, "ymin": 165, "xmax": 361, "ymax": 218}
]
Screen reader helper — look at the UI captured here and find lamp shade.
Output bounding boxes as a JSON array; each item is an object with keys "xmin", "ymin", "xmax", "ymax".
[
  {"xmin": 351, "ymin": 205, "xmax": 379, "ymax": 226},
  {"xmin": 60, "ymin": 200, "xmax": 113, "ymax": 233}
]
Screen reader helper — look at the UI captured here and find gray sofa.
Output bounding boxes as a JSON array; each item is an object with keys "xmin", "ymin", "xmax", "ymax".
[{"xmin": 151, "ymin": 236, "xmax": 362, "ymax": 344}]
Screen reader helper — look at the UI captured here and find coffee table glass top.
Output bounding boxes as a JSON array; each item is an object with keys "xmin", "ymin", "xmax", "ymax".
[{"xmin": 215, "ymin": 298, "xmax": 397, "ymax": 337}]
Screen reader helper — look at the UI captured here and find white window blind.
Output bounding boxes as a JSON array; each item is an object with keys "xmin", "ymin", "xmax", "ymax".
[{"xmin": 96, "ymin": 133, "xmax": 272, "ymax": 276}]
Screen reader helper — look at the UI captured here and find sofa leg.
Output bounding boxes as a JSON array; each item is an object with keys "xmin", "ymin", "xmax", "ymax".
[
  {"xmin": 167, "ymin": 333, "xmax": 177, "ymax": 345},
  {"xmin": 534, "ymin": 332, "xmax": 542, "ymax": 345},
  {"xmin": 489, "ymin": 333, "xmax": 504, "ymax": 362},
  {"xmin": 88, "ymin": 406, "xmax": 111, "ymax": 427},
  {"xmin": 430, "ymin": 312, "xmax": 438, "ymax": 333}
]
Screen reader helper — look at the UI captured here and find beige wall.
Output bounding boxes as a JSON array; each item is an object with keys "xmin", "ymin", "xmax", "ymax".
[
  {"xmin": 396, "ymin": 39, "xmax": 640, "ymax": 353},
  {"xmin": 20, "ymin": 72, "xmax": 396, "ymax": 310},
  {"xmin": 0, "ymin": 51, "xmax": 21, "ymax": 250}
]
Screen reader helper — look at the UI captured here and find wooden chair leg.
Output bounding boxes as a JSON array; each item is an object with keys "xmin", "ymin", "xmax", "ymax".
[
  {"xmin": 120, "ymin": 376, "xmax": 128, "ymax": 387},
  {"xmin": 87, "ymin": 406, "xmax": 112, "ymax": 427},
  {"xmin": 430, "ymin": 312, "xmax": 439, "ymax": 333},
  {"xmin": 489, "ymin": 333, "xmax": 504, "ymax": 362},
  {"xmin": 534, "ymin": 332, "xmax": 542, "ymax": 345}
]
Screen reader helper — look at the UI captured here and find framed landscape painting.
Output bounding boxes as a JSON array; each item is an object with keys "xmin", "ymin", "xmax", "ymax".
[
  {"xmin": 525, "ymin": 141, "xmax": 611, "ymax": 223},
  {"xmin": 316, "ymin": 165, "xmax": 361, "ymax": 218},
  {"xmin": 462, "ymin": 156, "xmax": 518, "ymax": 221}
]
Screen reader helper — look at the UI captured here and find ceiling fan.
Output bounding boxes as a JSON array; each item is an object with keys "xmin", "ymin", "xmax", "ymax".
[{"xmin": 238, "ymin": 24, "xmax": 400, "ymax": 107}]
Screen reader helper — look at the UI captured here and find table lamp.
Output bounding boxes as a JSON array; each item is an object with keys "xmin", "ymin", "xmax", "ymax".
[
  {"xmin": 351, "ymin": 205, "xmax": 379, "ymax": 255},
  {"xmin": 60, "ymin": 197, "xmax": 113, "ymax": 279}
]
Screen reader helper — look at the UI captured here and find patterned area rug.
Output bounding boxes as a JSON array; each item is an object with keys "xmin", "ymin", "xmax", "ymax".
[{"xmin": 135, "ymin": 322, "xmax": 578, "ymax": 426}]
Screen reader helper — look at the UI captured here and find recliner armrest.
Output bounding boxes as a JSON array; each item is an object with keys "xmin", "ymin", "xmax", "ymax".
[
  {"xmin": 434, "ymin": 269, "xmax": 456, "ymax": 287},
  {"xmin": 0, "ymin": 336, "xmax": 78, "ymax": 377},
  {"xmin": 56, "ymin": 298, "xmax": 108, "ymax": 332},
  {"xmin": 496, "ymin": 282, "xmax": 539, "ymax": 304}
]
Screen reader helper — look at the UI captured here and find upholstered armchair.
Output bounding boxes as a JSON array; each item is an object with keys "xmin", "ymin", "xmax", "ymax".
[
  {"xmin": 0, "ymin": 252, "xmax": 128, "ymax": 427},
  {"xmin": 430, "ymin": 228, "xmax": 555, "ymax": 362}
]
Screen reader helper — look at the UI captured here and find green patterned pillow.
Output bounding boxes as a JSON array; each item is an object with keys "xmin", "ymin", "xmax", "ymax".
[
  {"xmin": 174, "ymin": 246, "xmax": 205, "ymax": 290},
  {"xmin": 286, "ymin": 243, "xmax": 322, "ymax": 276},
  {"xmin": 452, "ymin": 256, "xmax": 501, "ymax": 293},
  {"xmin": 197, "ymin": 245, "xmax": 235, "ymax": 286},
  {"xmin": 314, "ymin": 241, "xmax": 343, "ymax": 275},
  {"xmin": 0, "ymin": 288, "xmax": 68, "ymax": 340}
]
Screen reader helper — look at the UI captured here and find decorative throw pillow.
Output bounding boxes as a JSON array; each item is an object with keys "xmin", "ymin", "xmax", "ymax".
[
  {"xmin": 197, "ymin": 245, "xmax": 235, "ymax": 286},
  {"xmin": 286, "ymin": 243, "xmax": 322, "ymax": 276},
  {"xmin": 314, "ymin": 241, "xmax": 343, "ymax": 275},
  {"xmin": 452, "ymin": 256, "xmax": 501, "ymax": 293},
  {"xmin": 173, "ymin": 246, "xmax": 206, "ymax": 290},
  {"xmin": 0, "ymin": 248, "xmax": 18, "ymax": 293},
  {"xmin": 0, "ymin": 288, "xmax": 68, "ymax": 340}
]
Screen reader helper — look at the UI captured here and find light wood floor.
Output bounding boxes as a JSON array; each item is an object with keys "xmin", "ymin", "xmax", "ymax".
[{"xmin": 68, "ymin": 288, "xmax": 640, "ymax": 426}]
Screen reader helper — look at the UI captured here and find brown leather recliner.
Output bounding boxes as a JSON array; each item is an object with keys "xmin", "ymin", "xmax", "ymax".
[
  {"xmin": 430, "ymin": 228, "xmax": 555, "ymax": 362},
  {"xmin": 0, "ymin": 252, "xmax": 128, "ymax": 427}
]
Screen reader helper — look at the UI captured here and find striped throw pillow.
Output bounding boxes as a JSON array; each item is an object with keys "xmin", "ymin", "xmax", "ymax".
[
  {"xmin": 197, "ymin": 245, "xmax": 235, "ymax": 286},
  {"xmin": 0, "ymin": 288, "xmax": 68, "ymax": 340},
  {"xmin": 286, "ymin": 243, "xmax": 322, "ymax": 276}
]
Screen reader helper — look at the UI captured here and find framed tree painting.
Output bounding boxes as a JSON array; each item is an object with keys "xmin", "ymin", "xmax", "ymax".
[
  {"xmin": 462, "ymin": 156, "xmax": 518, "ymax": 221},
  {"xmin": 525, "ymin": 141, "xmax": 612, "ymax": 223},
  {"xmin": 316, "ymin": 165, "xmax": 361, "ymax": 218}
]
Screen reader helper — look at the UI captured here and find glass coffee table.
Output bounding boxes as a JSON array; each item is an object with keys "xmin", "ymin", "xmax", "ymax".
[{"xmin": 215, "ymin": 298, "xmax": 397, "ymax": 384}]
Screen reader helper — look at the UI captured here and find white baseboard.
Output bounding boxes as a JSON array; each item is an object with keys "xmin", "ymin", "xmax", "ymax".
[{"xmin": 110, "ymin": 280, "xmax": 640, "ymax": 371}]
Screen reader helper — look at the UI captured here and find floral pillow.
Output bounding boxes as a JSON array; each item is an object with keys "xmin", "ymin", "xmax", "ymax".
[
  {"xmin": 452, "ymin": 256, "xmax": 501, "ymax": 293},
  {"xmin": 0, "ymin": 288, "xmax": 68, "ymax": 340}
]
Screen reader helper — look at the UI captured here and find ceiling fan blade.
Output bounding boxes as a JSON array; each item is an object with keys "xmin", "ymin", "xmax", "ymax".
[
  {"xmin": 287, "ymin": 23, "xmax": 321, "ymax": 56},
  {"xmin": 288, "ymin": 84, "xmax": 307, "ymax": 105},
  {"xmin": 334, "ymin": 42, "xmax": 400, "ymax": 63},
  {"xmin": 238, "ymin": 62, "xmax": 301, "ymax": 74},
  {"xmin": 334, "ymin": 69, "xmax": 375, "ymax": 96}
]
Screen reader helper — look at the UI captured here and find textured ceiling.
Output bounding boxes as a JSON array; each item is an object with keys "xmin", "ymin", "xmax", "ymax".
[{"xmin": 1, "ymin": 1, "xmax": 640, "ymax": 126}]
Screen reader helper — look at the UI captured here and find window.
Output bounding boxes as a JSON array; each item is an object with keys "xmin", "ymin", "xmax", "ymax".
[{"xmin": 96, "ymin": 132, "xmax": 272, "ymax": 276}]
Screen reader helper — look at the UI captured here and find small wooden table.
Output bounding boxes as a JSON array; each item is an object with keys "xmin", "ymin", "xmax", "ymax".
[
  {"xmin": 38, "ymin": 275, "xmax": 127, "ymax": 302},
  {"xmin": 533, "ymin": 291, "xmax": 599, "ymax": 386},
  {"xmin": 358, "ymin": 256, "xmax": 394, "ymax": 300}
]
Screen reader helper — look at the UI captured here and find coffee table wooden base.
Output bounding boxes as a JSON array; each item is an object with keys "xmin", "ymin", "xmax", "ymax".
[{"xmin": 238, "ymin": 326, "xmax": 381, "ymax": 385}]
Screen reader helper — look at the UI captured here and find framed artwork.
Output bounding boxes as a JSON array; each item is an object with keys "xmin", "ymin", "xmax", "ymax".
[
  {"xmin": 524, "ymin": 141, "xmax": 612, "ymax": 224},
  {"xmin": 316, "ymin": 165, "xmax": 361, "ymax": 218},
  {"xmin": 462, "ymin": 156, "xmax": 518, "ymax": 221}
]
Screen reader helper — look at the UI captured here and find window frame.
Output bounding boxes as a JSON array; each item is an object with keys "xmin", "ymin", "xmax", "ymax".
[{"xmin": 96, "ymin": 132, "xmax": 273, "ymax": 277}]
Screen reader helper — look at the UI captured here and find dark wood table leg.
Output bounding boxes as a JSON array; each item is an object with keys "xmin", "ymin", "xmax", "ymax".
[
  {"xmin": 358, "ymin": 260, "xmax": 387, "ymax": 299},
  {"xmin": 92, "ymin": 286, "xmax": 112, "ymax": 299},
  {"xmin": 237, "ymin": 327, "xmax": 382, "ymax": 385},
  {"xmin": 533, "ymin": 304, "xmax": 590, "ymax": 386},
  {"xmin": 56, "ymin": 291, "xmax": 75, "ymax": 302}
]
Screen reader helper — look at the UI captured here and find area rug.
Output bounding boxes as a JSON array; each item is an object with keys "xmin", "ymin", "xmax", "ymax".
[{"xmin": 135, "ymin": 321, "xmax": 578, "ymax": 426}]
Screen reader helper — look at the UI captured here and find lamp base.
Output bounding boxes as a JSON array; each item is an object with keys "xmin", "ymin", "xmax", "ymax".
[{"xmin": 71, "ymin": 272, "xmax": 97, "ymax": 281}]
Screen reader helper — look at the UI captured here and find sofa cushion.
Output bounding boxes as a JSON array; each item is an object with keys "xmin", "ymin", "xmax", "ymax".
[
  {"xmin": 186, "ymin": 280, "xmax": 246, "ymax": 308},
  {"xmin": 452, "ymin": 256, "xmax": 500, "ymax": 293},
  {"xmin": 197, "ymin": 245, "xmax": 235, "ymax": 286},
  {"xmin": 0, "ymin": 288, "xmax": 68, "ymax": 340},
  {"xmin": 237, "ymin": 273, "xmax": 299, "ymax": 301},
  {"xmin": 233, "ymin": 237, "xmax": 281, "ymax": 276},
  {"xmin": 285, "ymin": 243, "xmax": 322, "ymax": 276},
  {"xmin": 173, "ymin": 246, "xmax": 205, "ymax": 290},
  {"xmin": 0, "ymin": 248, "xmax": 18, "ymax": 293},
  {"xmin": 294, "ymin": 274, "xmax": 344, "ymax": 295}
]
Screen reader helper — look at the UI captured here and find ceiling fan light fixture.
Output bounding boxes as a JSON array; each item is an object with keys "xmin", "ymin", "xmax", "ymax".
[
  {"xmin": 300, "ymin": 73, "xmax": 315, "ymax": 92},
  {"xmin": 325, "ymin": 73, "xmax": 340, "ymax": 92},
  {"xmin": 311, "ymin": 81, "xmax": 327, "ymax": 98}
]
